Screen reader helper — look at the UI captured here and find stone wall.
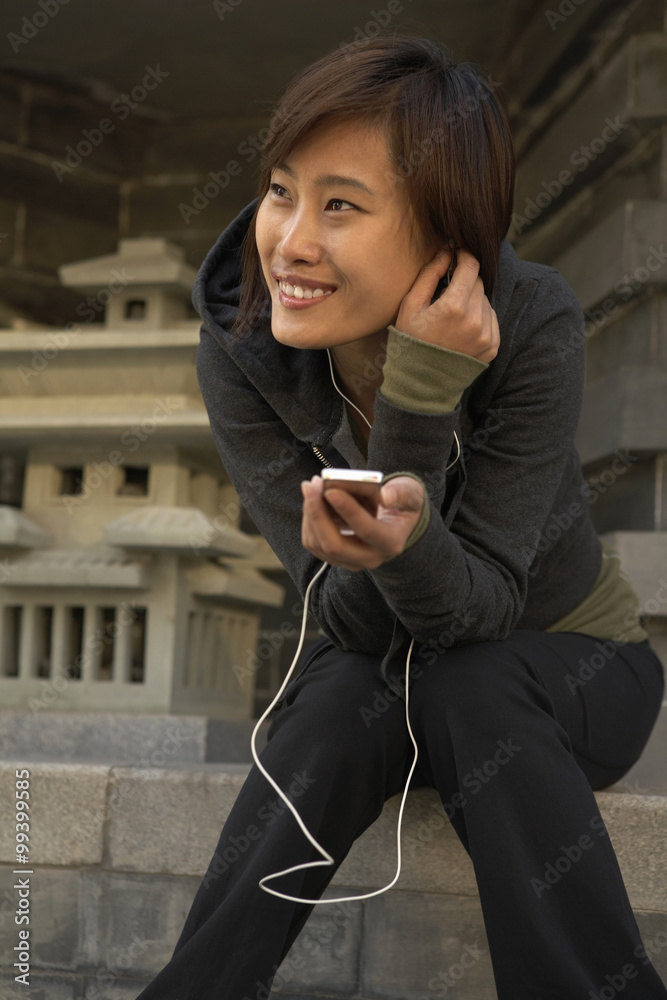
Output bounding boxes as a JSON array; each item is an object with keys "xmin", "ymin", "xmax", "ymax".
[{"xmin": 1, "ymin": 760, "xmax": 667, "ymax": 999}]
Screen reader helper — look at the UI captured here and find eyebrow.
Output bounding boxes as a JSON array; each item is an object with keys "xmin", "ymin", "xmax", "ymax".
[{"xmin": 275, "ymin": 161, "xmax": 377, "ymax": 198}]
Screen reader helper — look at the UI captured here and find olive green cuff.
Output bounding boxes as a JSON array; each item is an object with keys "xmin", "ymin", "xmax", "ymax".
[
  {"xmin": 381, "ymin": 471, "xmax": 430, "ymax": 551},
  {"xmin": 380, "ymin": 325, "xmax": 489, "ymax": 413}
]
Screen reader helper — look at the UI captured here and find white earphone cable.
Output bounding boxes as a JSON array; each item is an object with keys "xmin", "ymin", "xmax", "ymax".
[
  {"xmin": 247, "ymin": 344, "xmax": 460, "ymax": 904},
  {"xmin": 250, "ymin": 563, "xmax": 418, "ymax": 904}
]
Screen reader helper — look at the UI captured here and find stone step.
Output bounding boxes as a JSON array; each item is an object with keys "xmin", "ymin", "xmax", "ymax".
[
  {"xmin": 2, "ymin": 702, "xmax": 666, "ymax": 790},
  {"xmin": 1, "ymin": 759, "xmax": 667, "ymax": 998},
  {"xmin": 0, "ymin": 709, "xmax": 269, "ymax": 765}
]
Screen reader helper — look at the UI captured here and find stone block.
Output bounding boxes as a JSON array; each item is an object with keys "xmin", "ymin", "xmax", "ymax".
[
  {"xmin": 81, "ymin": 979, "xmax": 152, "ymax": 1000},
  {"xmin": 0, "ymin": 867, "xmax": 87, "ymax": 971},
  {"xmin": 501, "ymin": 0, "xmax": 614, "ymax": 111},
  {"xmin": 206, "ymin": 717, "xmax": 268, "ymax": 762},
  {"xmin": 0, "ymin": 971, "xmax": 79, "ymax": 999},
  {"xmin": 106, "ymin": 763, "xmax": 249, "ymax": 875},
  {"xmin": 27, "ymin": 89, "xmax": 145, "ymax": 177},
  {"xmin": 514, "ymin": 35, "xmax": 667, "ymax": 229},
  {"xmin": 273, "ymin": 889, "xmax": 363, "ymax": 995},
  {"xmin": 635, "ymin": 910, "xmax": 667, "ymax": 982},
  {"xmin": 0, "ymin": 711, "xmax": 207, "ymax": 765},
  {"xmin": 610, "ymin": 704, "xmax": 667, "ymax": 796},
  {"xmin": 334, "ymin": 788, "xmax": 478, "ymax": 897},
  {"xmin": 600, "ymin": 532, "xmax": 667, "ymax": 612},
  {"xmin": 0, "ymin": 78, "xmax": 21, "ymax": 144},
  {"xmin": 144, "ymin": 120, "xmax": 266, "ymax": 176},
  {"xmin": 91, "ymin": 871, "xmax": 200, "ymax": 978},
  {"xmin": 0, "ymin": 152, "xmax": 120, "ymax": 227},
  {"xmin": 554, "ymin": 199, "xmax": 667, "ymax": 311},
  {"xmin": 0, "ymin": 762, "xmax": 108, "ymax": 865},
  {"xmin": 0, "ymin": 264, "xmax": 83, "ymax": 329},
  {"xmin": 361, "ymin": 891, "xmax": 495, "ymax": 1000},
  {"xmin": 0, "ymin": 197, "xmax": 16, "ymax": 266},
  {"xmin": 584, "ymin": 293, "xmax": 667, "ymax": 386},
  {"xmin": 596, "ymin": 792, "xmax": 667, "ymax": 910},
  {"xmin": 23, "ymin": 205, "xmax": 117, "ymax": 273},
  {"xmin": 577, "ymin": 367, "xmax": 667, "ymax": 465},
  {"xmin": 583, "ymin": 457, "xmax": 658, "ymax": 533},
  {"xmin": 513, "ymin": 130, "xmax": 663, "ymax": 259},
  {"xmin": 127, "ymin": 181, "xmax": 251, "ymax": 241}
]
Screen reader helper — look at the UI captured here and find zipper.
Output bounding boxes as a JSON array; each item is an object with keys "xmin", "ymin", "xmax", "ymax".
[{"xmin": 311, "ymin": 444, "xmax": 333, "ymax": 469}]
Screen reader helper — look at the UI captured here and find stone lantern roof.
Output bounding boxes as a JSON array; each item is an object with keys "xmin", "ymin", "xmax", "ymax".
[{"xmin": 58, "ymin": 237, "xmax": 198, "ymax": 329}]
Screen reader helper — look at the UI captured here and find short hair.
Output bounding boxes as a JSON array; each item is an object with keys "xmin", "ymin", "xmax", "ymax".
[{"xmin": 233, "ymin": 33, "xmax": 515, "ymax": 336}]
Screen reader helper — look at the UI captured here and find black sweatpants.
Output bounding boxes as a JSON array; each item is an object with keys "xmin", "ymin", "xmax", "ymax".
[{"xmin": 135, "ymin": 629, "xmax": 667, "ymax": 1000}]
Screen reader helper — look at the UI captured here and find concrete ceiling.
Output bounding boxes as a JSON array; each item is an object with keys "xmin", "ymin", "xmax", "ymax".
[{"xmin": 0, "ymin": 0, "xmax": 539, "ymax": 121}]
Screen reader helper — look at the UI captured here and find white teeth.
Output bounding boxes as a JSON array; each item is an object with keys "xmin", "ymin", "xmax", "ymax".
[{"xmin": 278, "ymin": 280, "xmax": 334, "ymax": 300}]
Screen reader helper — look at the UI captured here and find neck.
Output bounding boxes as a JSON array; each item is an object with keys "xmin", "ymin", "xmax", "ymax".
[{"xmin": 328, "ymin": 329, "xmax": 388, "ymax": 428}]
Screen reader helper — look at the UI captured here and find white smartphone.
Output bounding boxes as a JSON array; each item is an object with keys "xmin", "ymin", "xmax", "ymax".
[{"xmin": 321, "ymin": 469, "xmax": 384, "ymax": 534}]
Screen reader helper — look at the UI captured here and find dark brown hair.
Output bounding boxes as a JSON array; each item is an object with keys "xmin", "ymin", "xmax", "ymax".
[{"xmin": 233, "ymin": 33, "xmax": 515, "ymax": 336}]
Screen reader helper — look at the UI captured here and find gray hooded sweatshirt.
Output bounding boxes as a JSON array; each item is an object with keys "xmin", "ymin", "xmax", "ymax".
[{"xmin": 193, "ymin": 199, "xmax": 603, "ymax": 683}]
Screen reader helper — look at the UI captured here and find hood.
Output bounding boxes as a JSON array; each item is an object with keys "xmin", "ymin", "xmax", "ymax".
[{"xmin": 192, "ymin": 198, "xmax": 522, "ymax": 438}]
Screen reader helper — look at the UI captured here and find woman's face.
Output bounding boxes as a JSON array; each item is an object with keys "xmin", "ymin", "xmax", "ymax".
[{"xmin": 255, "ymin": 119, "xmax": 434, "ymax": 350}]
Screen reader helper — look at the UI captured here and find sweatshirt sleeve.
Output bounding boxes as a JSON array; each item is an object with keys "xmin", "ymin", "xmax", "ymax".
[
  {"xmin": 364, "ymin": 271, "xmax": 587, "ymax": 648},
  {"xmin": 380, "ymin": 325, "xmax": 489, "ymax": 413}
]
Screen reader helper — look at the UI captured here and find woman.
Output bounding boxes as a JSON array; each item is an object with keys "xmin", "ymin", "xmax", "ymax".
[{"xmin": 137, "ymin": 34, "xmax": 666, "ymax": 1000}]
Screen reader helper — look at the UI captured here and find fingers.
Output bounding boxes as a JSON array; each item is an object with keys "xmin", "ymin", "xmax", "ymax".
[
  {"xmin": 301, "ymin": 479, "xmax": 385, "ymax": 570},
  {"xmin": 405, "ymin": 246, "xmax": 455, "ymax": 312},
  {"xmin": 300, "ymin": 476, "xmax": 422, "ymax": 569}
]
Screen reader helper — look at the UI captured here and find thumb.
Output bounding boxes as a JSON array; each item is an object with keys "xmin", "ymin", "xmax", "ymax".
[{"xmin": 380, "ymin": 475, "xmax": 424, "ymax": 512}]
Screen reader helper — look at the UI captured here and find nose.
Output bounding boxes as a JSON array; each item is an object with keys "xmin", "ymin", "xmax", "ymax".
[{"xmin": 276, "ymin": 205, "xmax": 323, "ymax": 264}]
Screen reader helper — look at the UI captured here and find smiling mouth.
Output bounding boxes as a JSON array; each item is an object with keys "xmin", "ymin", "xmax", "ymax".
[{"xmin": 277, "ymin": 279, "xmax": 336, "ymax": 300}]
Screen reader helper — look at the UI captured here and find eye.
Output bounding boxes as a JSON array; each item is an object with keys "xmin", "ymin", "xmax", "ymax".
[
  {"xmin": 326, "ymin": 198, "xmax": 355, "ymax": 212},
  {"xmin": 269, "ymin": 182, "xmax": 290, "ymax": 199}
]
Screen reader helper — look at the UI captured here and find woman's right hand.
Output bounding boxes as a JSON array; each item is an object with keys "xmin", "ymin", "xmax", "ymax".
[{"xmin": 394, "ymin": 247, "xmax": 500, "ymax": 363}]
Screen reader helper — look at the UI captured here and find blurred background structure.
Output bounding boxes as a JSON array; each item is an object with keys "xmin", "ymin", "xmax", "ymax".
[{"xmin": 0, "ymin": 2, "xmax": 666, "ymax": 998}]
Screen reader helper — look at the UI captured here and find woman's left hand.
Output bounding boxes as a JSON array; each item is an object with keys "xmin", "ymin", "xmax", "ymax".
[
  {"xmin": 301, "ymin": 475, "xmax": 425, "ymax": 570},
  {"xmin": 395, "ymin": 247, "xmax": 500, "ymax": 363}
]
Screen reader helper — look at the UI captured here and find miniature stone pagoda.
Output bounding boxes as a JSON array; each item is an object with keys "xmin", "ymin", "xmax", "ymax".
[{"xmin": 0, "ymin": 238, "xmax": 284, "ymax": 718}]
